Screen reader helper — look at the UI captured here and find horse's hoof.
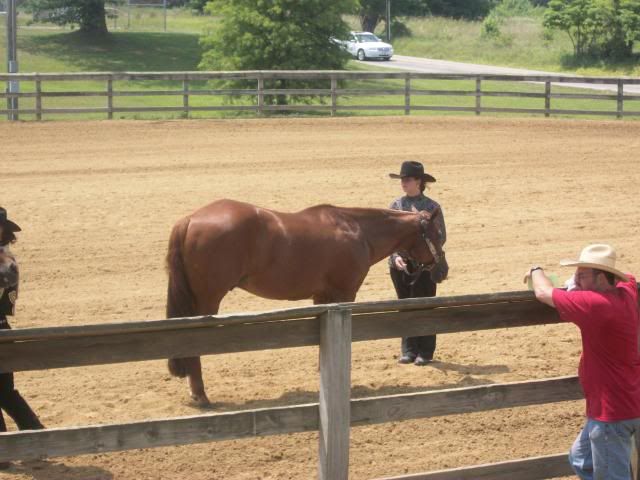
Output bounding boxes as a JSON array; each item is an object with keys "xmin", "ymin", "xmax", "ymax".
[{"xmin": 190, "ymin": 394, "xmax": 211, "ymax": 408}]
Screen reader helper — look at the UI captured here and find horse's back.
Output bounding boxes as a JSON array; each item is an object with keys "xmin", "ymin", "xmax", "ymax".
[
  {"xmin": 191, "ymin": 199, "xmax": 258, "ymax": 222},
  {"xmin": 188, "ymin": 200, "xmax": 344, "ymax": 236}
]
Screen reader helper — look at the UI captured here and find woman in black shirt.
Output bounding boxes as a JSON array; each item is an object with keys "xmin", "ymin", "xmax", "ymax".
[
  {"xmin": 0, "ymin": 207, "xmax": 44, "ymax": 469},
  {"xmin": 388, "ymin": 162, "xmax": 447, "ymax": 366}
]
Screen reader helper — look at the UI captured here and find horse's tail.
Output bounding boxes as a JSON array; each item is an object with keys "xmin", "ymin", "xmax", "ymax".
[{"xmin": 166, "ymin": 216, "xmax": 195, "ymax": 378}]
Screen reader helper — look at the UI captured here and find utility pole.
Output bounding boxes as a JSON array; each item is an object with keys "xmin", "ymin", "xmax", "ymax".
[
  {"xmin": 386, "ymin": 0, "xmax": 391, "ymax": 43},
  {"xmin": 6, "ymin": 0, "xmax": 18, "ymax": 120},
  {"xmin": 163, "ymin": 0, "xmax": 166, "ymax": 32}
]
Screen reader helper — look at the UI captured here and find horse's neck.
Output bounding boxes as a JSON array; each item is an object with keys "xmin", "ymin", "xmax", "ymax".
[{"xmin": 348, "ymin": 209, "xmax": 417, "ymax": 265}]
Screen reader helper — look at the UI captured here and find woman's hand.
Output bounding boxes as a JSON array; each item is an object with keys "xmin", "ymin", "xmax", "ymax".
[{"xmin": 394, "ymin": 256, "xmax": 409, "ymax": 273}]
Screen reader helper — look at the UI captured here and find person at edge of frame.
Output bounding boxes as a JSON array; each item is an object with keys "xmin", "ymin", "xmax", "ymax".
[
  {"xmin": 388, "ymin": 161, "xmax": 447, "ymax": 367},
  {"xmin": 0, "ymin": 207, "xmax": 45, "ymax": 471},
  {"xmin": 524, "ymin": 244, "xmax": 640, "ymax": 480}
]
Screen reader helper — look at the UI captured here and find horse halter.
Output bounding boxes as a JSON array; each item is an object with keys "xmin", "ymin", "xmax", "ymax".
[
  {"xmin": 420, "ymin": 218, "xmax": 441, "ymax": 264},
  {"xmin": 401, "ymin": 217, "xmax": 442, "ymax": 286}
]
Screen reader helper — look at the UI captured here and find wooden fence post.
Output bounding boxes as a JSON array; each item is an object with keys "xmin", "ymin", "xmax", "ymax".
[
  {"xmin": 632, "ymin": 430, "xmax": 640, "ymax": 480},
  {"xmin": 331, "ymin": 75, "xmax": 337, "ymax": 117},
  {"xmin": 35, "ymin": 76, "xmax": 42, "ymax": 121},
  {"xmin": 107, "ymin": 78, "xmax": 113, "ymax": 120},
  {"xmin": 183, "ymin": 77, "xmax": 190, "ymax": 119},
  {"xmin": 257, "ymin": 75, "xmax": 264, "ymax": 116},
  {"xmin": 405, "ymin": 74, "xmax": 411, "ymax": 115},
  {"xmin": 475, "ymin": 78, "xmax": 481, "ymax": 115},
  {"xmin": 545, "ymin": 81, "xmax": 551, "ymax": 118},
  {"xmin": 617, "ymin": 79, "xmax": 623, "ymax": 120},
  {"xmin": 318, "ymin": 307, "xmax": 352, "ymax": 480}
]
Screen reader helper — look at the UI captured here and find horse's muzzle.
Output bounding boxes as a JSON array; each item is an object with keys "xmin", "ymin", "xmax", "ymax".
[{"xmin": 430, "ymin": 255, "xmax": 449, "ymax": 284}]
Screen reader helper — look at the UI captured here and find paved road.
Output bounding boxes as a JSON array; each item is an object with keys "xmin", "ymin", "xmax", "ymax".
[{"xmin": 372, "ymin": 55, "xmax": 640, "ymax": 95}]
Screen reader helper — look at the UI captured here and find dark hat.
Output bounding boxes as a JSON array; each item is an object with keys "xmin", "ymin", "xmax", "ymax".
[
  {"xmin": 389, "ymin": 161, "xmax": 436, "ymax": 183},
  {"xmin": 0, "ymin": 207, "xmax": 21, "ymax": 232}
]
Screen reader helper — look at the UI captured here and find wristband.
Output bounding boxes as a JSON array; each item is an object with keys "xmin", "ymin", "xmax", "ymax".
[{"xmin": 530, "ymin": 266, "xmax": 543, "ymax": 275}]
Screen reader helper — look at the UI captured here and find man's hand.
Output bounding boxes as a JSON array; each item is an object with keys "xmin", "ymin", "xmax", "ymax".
[
  {"xmin": 524, "ymin": 266, "xmax": 555, "ymax": 307},
  {"xmin": 523, "ymin": 266, "xmax": 542, "ymax": 285}
]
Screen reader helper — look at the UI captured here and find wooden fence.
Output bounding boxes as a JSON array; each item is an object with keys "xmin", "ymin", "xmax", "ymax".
[
  {"xmin": 1, "ymin": 70, "xmax": 639, "ymax": 120},
  {"xmin": 1, "ymin": 290, "xmax": 637, "ymax": 479}
]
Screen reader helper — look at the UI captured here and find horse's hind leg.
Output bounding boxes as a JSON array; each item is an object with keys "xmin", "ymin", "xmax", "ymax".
[{"xmin": 185, "ymin": 296, "xmax": 225, "ymax": 407}]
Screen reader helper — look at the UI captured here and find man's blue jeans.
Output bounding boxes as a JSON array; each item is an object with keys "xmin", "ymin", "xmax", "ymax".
[{"xmin": 569, "ymin": 417, "xmax": 640, "ymax": 480}]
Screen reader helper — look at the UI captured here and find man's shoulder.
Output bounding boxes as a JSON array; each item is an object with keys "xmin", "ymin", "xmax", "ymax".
[
  {"xmin": 555, "ymin": 284, "xmax": 636, "ymax": 314},
  {"xmin": 552, "ymin": 288, "xmax": 607, "ymax": 317},
  {"xmin": 617, "ymin": 275, "xmax": 637, "ymax": 294}
]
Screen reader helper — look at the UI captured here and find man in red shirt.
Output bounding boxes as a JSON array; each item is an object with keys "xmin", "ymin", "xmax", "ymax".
[{"xmin": 525, "ymin": 244, "xmax": 640, "ymax": 480}]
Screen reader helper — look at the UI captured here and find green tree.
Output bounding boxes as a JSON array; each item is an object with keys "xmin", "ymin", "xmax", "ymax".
[
  {"xmin": 199, "ymin": 0, "xmax": 357, "ymax": 105},
  {"xmin": 25, "ymin": 0, "xmax": 111, "ymax": 34},
  {"xmin": 188, "ymin": 0, "xmax": 209, "ymax": 13},
  {"xmin": 426, "ymin": 0, "xmax": 496, "ymax": 19},
  {"xmin": 544, "ymin": 0, "xmax": 640, "ymax": 57},
  {"xmin": 606, "ymin": 0, "xmax": 640, "ymax": 57},
  {"xmin": 544, "ymin": 0, "xmax": 599, "ymax": 55}
]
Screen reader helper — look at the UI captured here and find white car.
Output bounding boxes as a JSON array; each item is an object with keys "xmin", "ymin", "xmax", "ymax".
[{"xmin": 341, "ymin": 31, "xmax": 393, "ymax": 61}]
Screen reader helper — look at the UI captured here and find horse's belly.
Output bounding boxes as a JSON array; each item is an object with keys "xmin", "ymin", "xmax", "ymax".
[
  {"xmin": 240, "ymin": 274, "xmax": 317, "ymax": 301},
  {"xmin": 241, "ymin": 282, "xmax": 313, "ymax": 301}
]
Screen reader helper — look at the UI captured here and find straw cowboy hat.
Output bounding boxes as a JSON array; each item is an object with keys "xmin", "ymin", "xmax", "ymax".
[
  {"xmin": 0, "ymin": 207, "xmax": 21, "ymax": 232},
  {"xmin": 560, "ymin": 244, "xmax": 629, "ymax": 282},
  {"xmin": 389, "ymin": 161, "xmax": 436, "ymax": 183}
]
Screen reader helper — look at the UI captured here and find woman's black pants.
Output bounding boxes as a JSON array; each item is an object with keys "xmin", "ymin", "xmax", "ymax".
[
  {"xmin": 0, "ymin": 318, "xmax": 44, "ymax": 432},
  {"xmin": 389, "ymin": 268, "xmax": 437, "ymax": 359}
]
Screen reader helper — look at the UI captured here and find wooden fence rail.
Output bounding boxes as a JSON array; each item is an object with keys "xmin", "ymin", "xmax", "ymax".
[
  {"xmin": 0, "ymin": 292, "xmax": 556, "ymax": 372},
  {"xmin": 0, "ymin": 289, "xmax": 635, "ymax": 479},
  {"xmin": 2, "ymin": 70, "xmax": 639, "ymax": 120},
  {"xmin": 375, "ymin": 453, "xmax": 573, "ymax": 480}
]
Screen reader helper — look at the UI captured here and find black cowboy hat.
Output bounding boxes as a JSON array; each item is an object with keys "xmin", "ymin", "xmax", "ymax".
[
  {"xmin": 0, "ymin": 207, "xmax": 21, "ymax": 232},
  {"xmin": 389, "ymin": 161, "xmax": 436, "ymax": 183}
]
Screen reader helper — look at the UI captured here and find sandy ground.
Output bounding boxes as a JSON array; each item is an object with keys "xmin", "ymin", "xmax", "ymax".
[{"xmin": 1, "ymin": 115, "xmax": 639, "ymax": 479}]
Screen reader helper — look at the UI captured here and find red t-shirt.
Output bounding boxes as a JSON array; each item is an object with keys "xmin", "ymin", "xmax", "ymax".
[{"xmin": 552, "ymin": 275, "xmax": 640, "ymax": 421}]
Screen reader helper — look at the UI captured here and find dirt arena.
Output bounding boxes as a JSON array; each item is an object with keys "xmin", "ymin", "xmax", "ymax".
[{"xmin": 1, "ymin": 115, "xmax": 640, "ymax": 479}]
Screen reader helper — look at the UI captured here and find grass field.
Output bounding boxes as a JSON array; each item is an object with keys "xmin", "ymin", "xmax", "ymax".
[
  {"xmin": 0, "ymin": 8, "xmax": 638, "ymax": 121},
  {"xmin": 388, "ymin": 16, "xmax": 640, "ymax": 77}
]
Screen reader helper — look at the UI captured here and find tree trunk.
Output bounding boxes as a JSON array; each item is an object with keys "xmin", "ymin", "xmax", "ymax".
[
  {"xmin": 79, "ymin": 0, "xmax": 108, "ymax": 34},
  {"xmin": 359, "ymin": 11, "xmax": 381, "ymax": 33}
]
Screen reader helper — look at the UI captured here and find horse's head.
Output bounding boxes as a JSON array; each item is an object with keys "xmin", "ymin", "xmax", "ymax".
[
  {"xmin": 404, "ymin": 208, "xmax": 448, "ymax": 283},
  {"xmin": 0, "ymin": 246, "xmax": 18, "ymax": 289}
]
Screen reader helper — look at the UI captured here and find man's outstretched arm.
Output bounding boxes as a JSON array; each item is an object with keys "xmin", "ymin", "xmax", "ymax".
[{"xmin": 524, "ymin": 267, "xmax": 555, "ymax": 308}]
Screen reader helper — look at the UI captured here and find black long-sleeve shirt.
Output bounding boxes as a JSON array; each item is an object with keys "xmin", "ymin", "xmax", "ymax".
[{"xmin": 388, "ymin": 193, "xmax": 447, "ymax": 269}]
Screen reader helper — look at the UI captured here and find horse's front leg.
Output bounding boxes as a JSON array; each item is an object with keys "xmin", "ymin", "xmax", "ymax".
[
  {"xmin": 168, "ymin": 356, "xmax": 211, "ymax": 407},
  {"xmin": 185, "ymin": 357, "xmax": 210, "ymax": 407}
]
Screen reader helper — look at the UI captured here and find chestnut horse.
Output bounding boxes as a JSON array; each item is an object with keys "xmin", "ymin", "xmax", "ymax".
[
  {"xmin": 166, "ymin": 199, "xmax": 447, "ymax": 406},
  {"xmin": 0, "ymin": 246, "xmax": 18, "ymax": 289}
]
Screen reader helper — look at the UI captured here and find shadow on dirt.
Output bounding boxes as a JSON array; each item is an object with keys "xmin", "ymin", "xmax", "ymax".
[
  {"xmin": 192, "ymin": 361, "xmax": 510, "ymax": 412},
  {"xmin": 5, "ymin": 459, "xmax": 113, "ymax": 480}
]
